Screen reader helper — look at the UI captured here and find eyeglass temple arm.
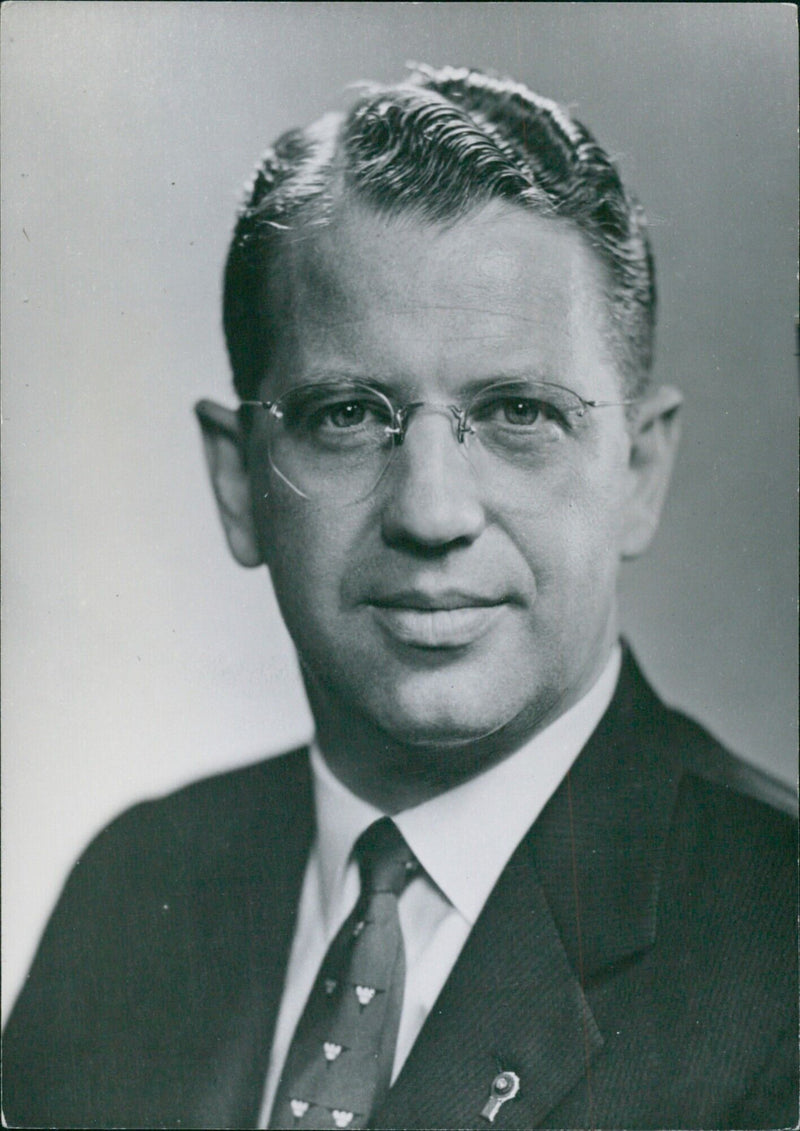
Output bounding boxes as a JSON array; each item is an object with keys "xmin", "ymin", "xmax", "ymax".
[{"xmin": 583, "ymin": 397, "xmax": 642, "ymax": 409}]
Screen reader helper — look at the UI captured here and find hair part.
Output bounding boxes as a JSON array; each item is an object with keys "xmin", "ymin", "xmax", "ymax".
[{"xmin": 223, "ymin": 64, "xmax": 656, "ymax": 400}]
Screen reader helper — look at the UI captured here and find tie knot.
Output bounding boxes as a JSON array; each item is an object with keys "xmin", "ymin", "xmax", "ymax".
[{"xmin": 354, "ymin": 817, "xmax": 419, "ymax": 896}]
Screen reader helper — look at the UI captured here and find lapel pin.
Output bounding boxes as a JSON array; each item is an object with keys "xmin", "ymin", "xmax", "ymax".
[{"xmin": 481, "ymin": 1070, "xmax": 520, "ymax": 1123}]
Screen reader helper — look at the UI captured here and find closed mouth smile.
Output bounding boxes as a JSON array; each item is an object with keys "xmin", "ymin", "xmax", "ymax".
[{"xmin": 368, "ymin": 592, "xmax": 507, "ymax": 648}]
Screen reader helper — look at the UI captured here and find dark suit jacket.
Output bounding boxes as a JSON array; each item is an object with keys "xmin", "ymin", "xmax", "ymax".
[{"xmin": 3, "ymin": 651, "xmax": 797, "ymax": 1129}]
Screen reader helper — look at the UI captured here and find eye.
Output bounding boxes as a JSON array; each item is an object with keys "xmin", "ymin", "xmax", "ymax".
[
  {"xmin": 312, "ymin": 396, "xmax": 394, "ymax": 434},
  {"xmin": 498, "ymin": 397, "xmax": 543, "ymax": 426},
  {"xmin": 473, "ymin": 393, "xmax": 564, "ymax": 428},
  {"xmin": 325, "ymin": 400, "xmax": 369, "ymax": 429},
  {"xmin": 282, "ymin": 386, "xmax": 396, "ymax": 446}
]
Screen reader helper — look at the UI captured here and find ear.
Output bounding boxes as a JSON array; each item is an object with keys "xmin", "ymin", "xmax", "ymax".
[
  {"xmin": 195, "ymin": 399, "xmax": 264, "ymax": 568},
  {"xmin": 620, "ymin": 385, "xmax": 683, "ymax": 559}
]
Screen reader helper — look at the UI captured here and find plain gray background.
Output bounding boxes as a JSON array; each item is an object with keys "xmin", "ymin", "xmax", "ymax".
[{"xmin": 2, "ymin": 1, "xmax": 797, "ymax": 1022}]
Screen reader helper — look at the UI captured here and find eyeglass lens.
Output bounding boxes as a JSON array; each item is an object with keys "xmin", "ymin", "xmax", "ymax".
[{"xmin": 261, "ymin": 379, "xmax": 591, "ymax": 503}]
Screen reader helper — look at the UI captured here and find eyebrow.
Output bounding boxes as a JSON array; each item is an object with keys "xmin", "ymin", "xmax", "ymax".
[
  {"xmin": 453, "ymin": 371, "xmax": 567, "ymax": 396},
  {"xmin": 285, "ymin": 369, "xmax": 397, "ymax": 396}
]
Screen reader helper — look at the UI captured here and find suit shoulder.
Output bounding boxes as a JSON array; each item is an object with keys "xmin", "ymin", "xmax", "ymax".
[
  {"xmin": 2, "ymin": 748, "xmax": 313, "ymax": 1128},
  {"xmin": 662, "ymin": 704, "xmax": 798, "ymax": 821},
  {"xmin": 153, "ymin": 744, "xmax": 312, "ymax": 833},
  {"xmin": 617, "ymin": 649, "xmax": 797, "ymax": 822},
  {"xmin": 658, "ymin": 710, "xmax": 798, "ymax": 919},
  {"xmin": 67, "ymin": 746, "xmax": 312, "ymax": 892}
]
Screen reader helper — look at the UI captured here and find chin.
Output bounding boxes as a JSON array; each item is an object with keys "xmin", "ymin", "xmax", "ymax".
[
  {"xmin": 363, "ymin": 674, "xmax": 535, "ymax": 750},
  {"xmin": 383, "ymin": 713, "xmax": 502, "ymax": 750}
]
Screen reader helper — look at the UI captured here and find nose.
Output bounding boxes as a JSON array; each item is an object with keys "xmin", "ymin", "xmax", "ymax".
[{"xmin": 380, "ymin": 409, "xmax": 486, "ymax": 551}]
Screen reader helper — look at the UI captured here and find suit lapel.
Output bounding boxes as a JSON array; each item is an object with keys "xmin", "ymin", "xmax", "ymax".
[
  {"xmin": 373, "ymin": 831, "xmax": 603, "ymax": 1129},
  {"xmin": 374, "ymin": 649, "xmax": 683, "ymax": 1129},
  {"xmin": 182, "ymin": 749, "xmax": 315, "ymax": 1128},
  {"xmin": 532, "ymin": 648, "xmax": 683, "ymax": 979}
]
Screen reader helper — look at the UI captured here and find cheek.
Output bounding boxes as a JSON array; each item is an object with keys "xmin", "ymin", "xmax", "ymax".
[
  {"xmin": 512, "ymin": 465, "xmax": 627, "ymax": 611},
  {"xmin": 262, "ymin": 496, "xmax": 362, "ymax": 625}
]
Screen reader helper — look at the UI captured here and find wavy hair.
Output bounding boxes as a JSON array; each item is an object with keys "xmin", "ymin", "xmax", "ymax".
[{"xmin": 223, "ymin": 64, "xmax": 656, "ymax": 398}]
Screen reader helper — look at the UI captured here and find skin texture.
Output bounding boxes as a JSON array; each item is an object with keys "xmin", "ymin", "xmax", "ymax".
[{"xmin": 198, "ymin": 200, "xmax": 682, "ymax": 811}]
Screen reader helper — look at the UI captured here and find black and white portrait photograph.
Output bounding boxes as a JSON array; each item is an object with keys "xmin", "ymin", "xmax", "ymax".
[{"xmin": 2, "ymin": 3, "xmax": 797, "ymax": 1128}]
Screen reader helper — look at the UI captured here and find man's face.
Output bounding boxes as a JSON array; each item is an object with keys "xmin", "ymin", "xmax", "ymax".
[{"xmin": 245, "ymin": 201, "xmax": 638, "ymax": 751}]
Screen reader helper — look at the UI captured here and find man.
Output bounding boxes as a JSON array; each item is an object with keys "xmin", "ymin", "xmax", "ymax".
[{"xmin": 3, "ymin": 64, "xmax": 796, "ymax": 1130}]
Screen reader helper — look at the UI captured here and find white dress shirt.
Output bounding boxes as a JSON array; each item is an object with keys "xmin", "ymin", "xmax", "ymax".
[{"xmin": 258, "ymin": 645, "xmax": 621, "ymax": 1126}]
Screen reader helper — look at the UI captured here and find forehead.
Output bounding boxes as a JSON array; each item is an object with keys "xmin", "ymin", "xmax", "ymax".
[{"xmin": 264, "ymin": 200, "xmax": 617, "ymax": 395}]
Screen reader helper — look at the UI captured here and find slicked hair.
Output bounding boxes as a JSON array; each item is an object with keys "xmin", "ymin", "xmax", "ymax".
[{"xmin": 223, "ymin": 64, "xmax": 656, "ymax": 399}]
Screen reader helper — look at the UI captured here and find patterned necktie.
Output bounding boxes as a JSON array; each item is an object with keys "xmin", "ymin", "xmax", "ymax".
[{"xmin": 268, "ymin": 817, "xmax": 419, "ymax": 1130}]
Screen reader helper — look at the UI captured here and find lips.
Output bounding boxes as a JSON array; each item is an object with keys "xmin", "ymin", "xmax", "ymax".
[{"xmin": 368, "ymin": 591, "xmax": 507, "ymax": 648}]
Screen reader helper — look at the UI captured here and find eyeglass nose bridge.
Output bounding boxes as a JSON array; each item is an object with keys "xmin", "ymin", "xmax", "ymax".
[{"xmin": 384, "ymin": 400, "xmax": 476, "ymax": 447}]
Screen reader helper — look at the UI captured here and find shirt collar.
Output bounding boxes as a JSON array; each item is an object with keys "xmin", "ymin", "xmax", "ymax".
[
  {"xmin": 310, "ymin": 746, "xmax": 384, "ymax": 928},
  {"xmin": 311, "ymin": 644, "xmax": 621, "ymax": 929}
]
